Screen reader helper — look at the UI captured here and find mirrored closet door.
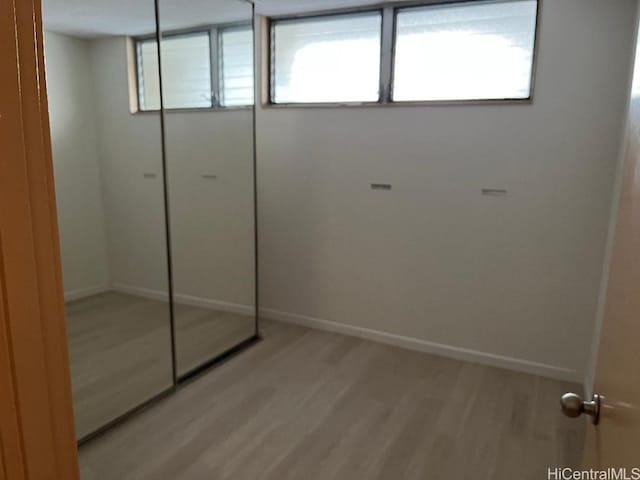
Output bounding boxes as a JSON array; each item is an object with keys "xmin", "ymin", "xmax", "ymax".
[
  {"xmin": 155, "ymin": 0, "xmax": 257, "ymax": 377},
  {"xmin": 43, "ymin": 0, "xmax": 257, "ymax": 442},
  {"xmin": 43, "ymin": 0, "xmax": 174, "ymax": 440}
]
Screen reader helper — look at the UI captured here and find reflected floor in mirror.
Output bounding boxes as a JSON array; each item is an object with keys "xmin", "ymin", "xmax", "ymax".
[
  {"xmin": 79, "ymin": 319, "xmax": 584, "ymax": 480},
  {"xmin": 66, "ymin": 292, "xmax": 254, "ymax": 438}
]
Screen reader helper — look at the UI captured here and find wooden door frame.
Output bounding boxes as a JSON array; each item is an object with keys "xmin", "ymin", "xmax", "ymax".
[{"xmin": 0, "ymin": 0, "xmax": 80, "ymax": 477}]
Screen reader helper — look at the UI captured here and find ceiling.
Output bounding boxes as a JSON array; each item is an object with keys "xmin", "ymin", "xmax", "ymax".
[{"xmin": 42, "ymin": 0, "xmax": 395, "ymax": 38}]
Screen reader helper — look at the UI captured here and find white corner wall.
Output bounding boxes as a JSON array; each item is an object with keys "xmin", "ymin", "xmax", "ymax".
[
  {"xmin": 44, "ymin": 31, "xmax": 110, "ymax": 300},
  {"xmin": 89, "ymin": 37, "xmax": 171, "ymax": 297},
  {"xmin": 255, "ymin": 0, "xmax": 639, "ymax": 381}
]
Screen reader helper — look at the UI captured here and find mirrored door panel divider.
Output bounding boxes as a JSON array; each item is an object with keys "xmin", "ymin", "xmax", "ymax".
[
  {"xmin": 155, "ymin": 0, "xmax": 258, "ymax": 379},
  {"xmin": 43, "ymin": 0, "xmax": 257, "ymax": 443}
]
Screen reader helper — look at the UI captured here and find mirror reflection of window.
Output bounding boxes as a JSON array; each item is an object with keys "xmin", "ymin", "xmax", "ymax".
[
  {"xmin": 220, "ymin": 27, "xmax": 254, "ymax": 107},
  {"xmin": 137, "ymin": 25, "xmax": 254, "ymax": 111}
]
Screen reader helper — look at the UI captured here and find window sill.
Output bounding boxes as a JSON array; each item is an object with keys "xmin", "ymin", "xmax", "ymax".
[
  {"xmin": 130, "ymin": 105, "xmax": 254, "ymax": 115},
  {"xmin": 261, "ymin": 98, "xmax": 533, "ymax": 109}
]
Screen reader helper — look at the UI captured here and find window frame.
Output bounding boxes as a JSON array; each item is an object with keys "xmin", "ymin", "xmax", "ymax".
[
  {"xmin": 133, "ymin": 22, "xmax": 254, "ymax": 113},
  {"xmin": 266, "ymin": 0, "xmax": 541, "ymax": 108}
]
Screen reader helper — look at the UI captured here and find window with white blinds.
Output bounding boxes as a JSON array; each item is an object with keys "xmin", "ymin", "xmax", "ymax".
[
  {"xmin": 393, "ymin": 0, "xmax": 538, "ymax": 102},
  {"xmin": 268, "ymin": 0, "xmax": 538, "ymax": 105},
  {"xmin": 137, "ymin": 40, "xmax": 162, "ymax": 111},
  {"xmin": 220, "ymin": 28, "xmax": 254, "ymax": 107},
  {"xmin": 135, "ymin": 25, "xmax": 253, "ymax": 111},
  {"xmin": 159, "ymin": 32, "xmax": 213, "ymax": 109},
  {"xmin": 271, "ymin": 12, "xmax": 382, "ymax": 104}
]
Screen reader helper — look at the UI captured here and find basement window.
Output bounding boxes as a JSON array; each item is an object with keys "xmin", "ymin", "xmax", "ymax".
[
  {"xmin": 393, "ymin": 0, "xmax": 538, "ymax": 102},
  {"xmin": 268, "ymin": 0, "xmax": 539, "ymax": 106},
  {"xmin": 271, "ymin": 11, "xmax": 383, "ymax": 104}
]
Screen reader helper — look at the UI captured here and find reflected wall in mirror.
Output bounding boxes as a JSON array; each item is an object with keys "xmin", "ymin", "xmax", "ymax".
[
  {"xmin": 43, "ymin": 0, "xmax": 173, "ymax": 440},
  {"xmin": 155, "ymin": 0, "xmax": 257, "ymax": 376}
]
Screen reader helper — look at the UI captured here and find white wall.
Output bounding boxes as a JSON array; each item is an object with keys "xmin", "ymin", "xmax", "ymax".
[
  {"xmin": 255, "ymin": 0, "xmax": 639, "ymax": 381},
  {"xmin": 164, "ymin": 113, "xmax": 255, "ymax": 307},
  {"xmin": 45, "ymin": 31, "xmax": 110, "ymax": 300}
]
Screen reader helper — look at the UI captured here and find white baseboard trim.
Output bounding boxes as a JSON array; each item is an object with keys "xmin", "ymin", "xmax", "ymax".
[
  {"xmin": 111, "ymin": 283, "xmax": 169, "ymax": 302},
  {"xmin": 260, "ymin": 308, "xmax": 582, "ymax": 383},
  {"xmin": 111, "ymin": 283, "xmax": 253, "ymax": 316},
  {"xmin": 64, "ymin": 284, "xmax": 110, "ymax": 302},
  {"xmin": 174, "ymin": 293, "xmax": 254, "ymax": 316}
]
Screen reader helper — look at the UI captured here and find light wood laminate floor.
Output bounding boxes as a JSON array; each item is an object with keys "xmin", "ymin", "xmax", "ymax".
[
  {"xmin": 79, "ymin": 319, "xmax": 584, "ymax": 480},
  {"xmin": 67, "ymin": 291, "xmax": 254, "ymax": 439}
]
